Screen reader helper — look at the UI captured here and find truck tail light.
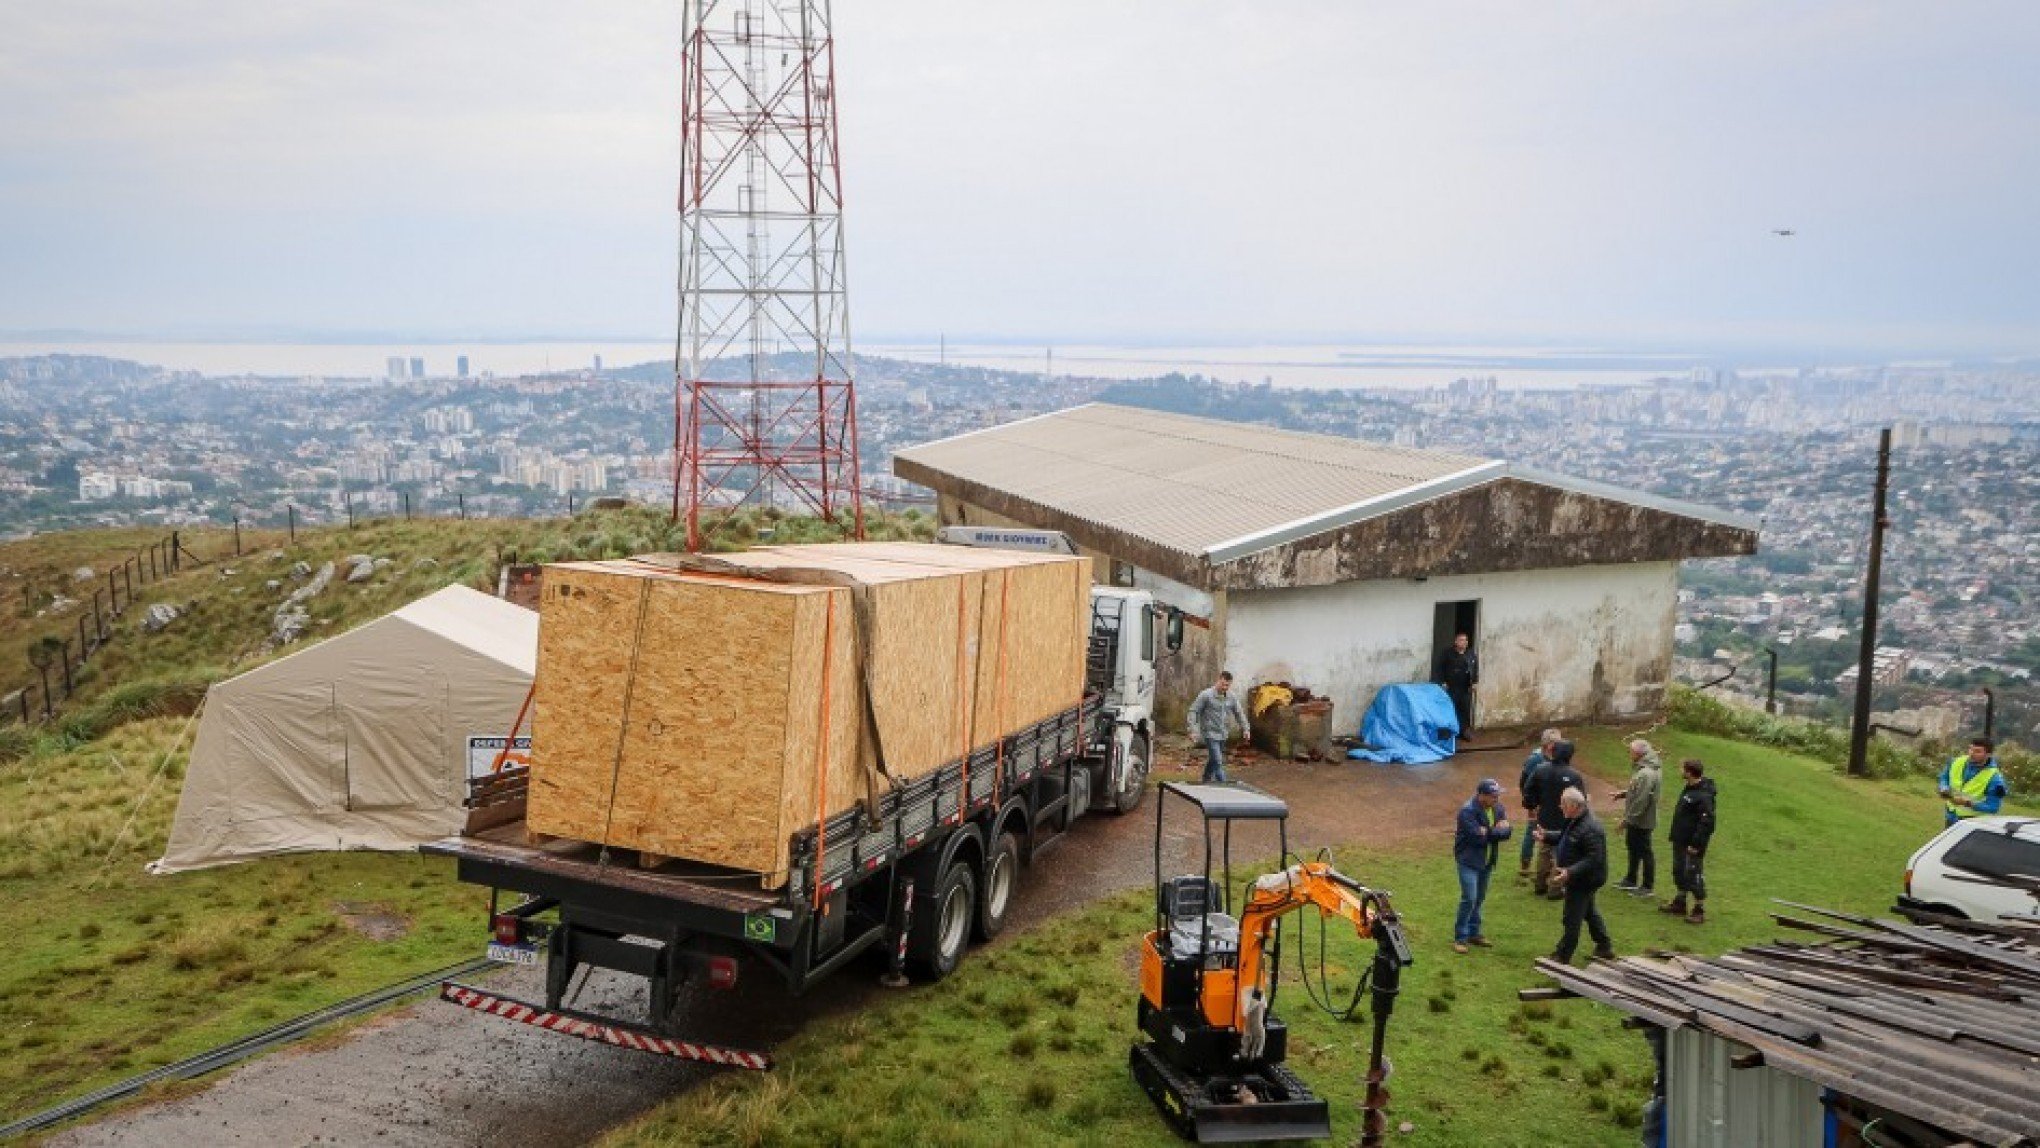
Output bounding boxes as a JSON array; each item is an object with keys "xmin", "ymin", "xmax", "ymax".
[
  {"xmin": 1903, "ymin": 869, "xmax": 1913, "ymax": 897},
  {"xmin": 706, "ymin": 956, "xmax": 739, "ymax": 991},
  {"xmin": 493, "ymin": 913, "xmax": 523, "ymax": 946}
]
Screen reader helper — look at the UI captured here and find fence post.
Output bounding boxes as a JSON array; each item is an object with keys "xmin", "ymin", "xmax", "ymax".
[
  {"xmin": 59, "ymin": 639, "xmax": 74, "ymax": 699},
  {"xmin": 171, "ymin": 531, "xmax": 181, "ymax": 572},
  {"xmin": 288, "ymin": 504, "xmax": 297, "ymax": 543},
  {"xmin": 403, "ymin": 491, "xmax": 411, "ymax": 521},
  {"xmin": 93, "ymin": 589, "xmax": 105, "ymax": 640},
  {"xmin": 347, "ymin": 497, "xmax": 355, "ymax": 530},
  {"xmin": 16, "ymin": 688, "xmax": 27, "ymax": 723},
  {"xmin": 233, "ymin": 516, "xmax": 242, "ymax": 557},
  {"xmin": 457, "ymin": 493, "xmax": 466, "ymax": 520},
  {"xmin": 124, "ymin": 561, "xmax": 134, "ymax": 602},
  {"xmin": 78, "ymin": 613, "xmax": 90, "ymax": 657}
]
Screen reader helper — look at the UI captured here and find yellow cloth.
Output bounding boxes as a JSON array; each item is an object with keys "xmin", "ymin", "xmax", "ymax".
[{"xmin": 1250, "ymin": 684, "xmax": 1293, "ymax": 718}]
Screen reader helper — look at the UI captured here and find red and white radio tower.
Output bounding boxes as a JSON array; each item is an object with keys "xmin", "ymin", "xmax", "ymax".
[{"xmin": 671, "ymin": 0, "xmax": 862, "ymax": 549}]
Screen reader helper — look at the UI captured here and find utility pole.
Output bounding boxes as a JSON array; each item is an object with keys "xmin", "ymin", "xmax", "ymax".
[{"xmin": 1847, "ymin": 428, "xmax": 1892, "ymax": 778}]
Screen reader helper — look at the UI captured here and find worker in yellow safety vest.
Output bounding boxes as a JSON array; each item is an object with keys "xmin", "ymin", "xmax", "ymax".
[{"xmin": 1939, "ymin": 736, "xmax": 2008, "ymax": 826}]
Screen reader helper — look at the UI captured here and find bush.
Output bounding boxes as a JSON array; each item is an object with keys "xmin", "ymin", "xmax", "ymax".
[{"xmin": 1664, "ymin": 686, "xmax": 2036, "ymax": 789}]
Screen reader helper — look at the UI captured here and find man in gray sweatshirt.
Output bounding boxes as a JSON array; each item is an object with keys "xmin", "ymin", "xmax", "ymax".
[
  {"xmin": 1187, "ymin": 671, "xmax": 1250, "ymax": 783},
  {"xmin": 1612, "ymin": 739, "xmax": 1662, "ymax": 896}
]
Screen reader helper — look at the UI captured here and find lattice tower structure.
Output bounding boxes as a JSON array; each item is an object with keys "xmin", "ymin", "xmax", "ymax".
[{"xmin": 672, "ymin": 0, "xmax": 862, "ymax": 548}]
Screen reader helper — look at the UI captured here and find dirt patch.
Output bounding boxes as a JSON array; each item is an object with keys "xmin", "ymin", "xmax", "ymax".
[
  {"xmin": 1005, "ymin": 731, "xmax": 1629, "ymax": 934},
  {"xmin": 332, "ymin": 901, "xmax": 411, "ymax": 941}
]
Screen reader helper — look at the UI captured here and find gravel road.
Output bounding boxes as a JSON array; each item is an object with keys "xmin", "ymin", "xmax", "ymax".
[{"xmin": 53, "ymin": 735, "xmax": 1622, "ymax": 1147}]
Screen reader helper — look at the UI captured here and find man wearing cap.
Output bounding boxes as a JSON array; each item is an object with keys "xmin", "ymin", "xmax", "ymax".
[{"xmin": 1452, "ymin": 778, "xmax": 1513, "ymax": 954}]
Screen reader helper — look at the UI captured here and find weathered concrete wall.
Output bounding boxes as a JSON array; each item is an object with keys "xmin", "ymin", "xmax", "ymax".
[
  {"xmin": 1224, "ymin": 562, "xmax": 1678, "ymax": 733},
  {"xmin": 1212, "ymin": 479, "xmax": 1755, "ymax": 590}
]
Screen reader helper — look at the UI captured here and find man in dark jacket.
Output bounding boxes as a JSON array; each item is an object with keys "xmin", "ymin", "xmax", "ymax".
[
  {"xmin": 1516, "ymin": 728, "xmax": 1561, "ymax": 881},
  {"xmin": 1452, "ymin": 778, "xmax": 1513, "ymax": 953},
  {"xmin": 1523, "ymin": 740, "xmax": 1584, "ymax": 898},
  {"xmin": 1548, "ymin": 787, "xmax": 1616, "ymax": 964},
  {"xmin": 1433, "ymin": 632, "xmax": 1479, "ymax": 737},
  {"xmin": 1660, "ymin": 759, "xmax": 1717, "ymax": 925}
]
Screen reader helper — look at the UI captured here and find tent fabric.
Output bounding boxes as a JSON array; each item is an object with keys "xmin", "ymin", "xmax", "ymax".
[
  {"xmin": 152, "ymin": 584, "xmax": 537, "ymax": 873},
  {"xmin": 1346, "ymin": 683, "xmax": 1460, "ymax": 765}
]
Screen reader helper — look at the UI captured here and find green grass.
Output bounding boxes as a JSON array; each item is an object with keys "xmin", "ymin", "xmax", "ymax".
[
  {"xmin": 0, "ymin": 718, "xmax": 489, "ymax": 1123},
  {"xmin": 605, "ymin": 726, "xmax": 1981, "ymax": 1148}
]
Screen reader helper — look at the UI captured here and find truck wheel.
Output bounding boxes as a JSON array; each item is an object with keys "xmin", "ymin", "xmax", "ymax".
[
  {"xmin": 908, "ymin": 860, "xmax": 977, "ymax": 981},
  {"xmin": 974, "ymin": 831, "xmax": 1020, "ymax": 942},
  {"xmin": 1111, "ymin": 732, "xmax": 1151, "ymax": 814}
]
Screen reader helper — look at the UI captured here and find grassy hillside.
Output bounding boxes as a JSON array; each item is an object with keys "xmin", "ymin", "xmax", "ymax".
[
  {"xmin": 0, "ymin": 507, "xmax": 933, "ymax": 1127},
  {"xmin": 607, "ymin": 727, "xmax": 2010, "ymax": 1148},
  {"xmin": 0, "ymin": 506, "xmax": 933, "ymax": 758}
]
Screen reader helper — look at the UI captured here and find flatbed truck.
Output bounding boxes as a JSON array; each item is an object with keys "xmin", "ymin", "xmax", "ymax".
[{"xmin": 425, "ymin": 561, "xmax": 1180, "ymax": 1065}]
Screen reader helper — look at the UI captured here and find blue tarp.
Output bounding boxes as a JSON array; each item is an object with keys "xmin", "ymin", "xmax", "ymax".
[{"xmin": 1347, "ymin": 683, "xmax": 1460, "ymax": 764}]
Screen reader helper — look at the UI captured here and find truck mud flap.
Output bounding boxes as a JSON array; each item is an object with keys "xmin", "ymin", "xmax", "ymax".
[{"xmin": 441, "ymin": 982, "xmax": 773, "ymax": 1069}]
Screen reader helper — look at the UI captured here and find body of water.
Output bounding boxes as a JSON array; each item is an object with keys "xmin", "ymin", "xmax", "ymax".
[{"xmin": 0, "ymin": 341, "xmax": 676, "ymax": 380}]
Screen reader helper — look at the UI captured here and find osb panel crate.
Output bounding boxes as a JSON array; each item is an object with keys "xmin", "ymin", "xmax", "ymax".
[{"xmin": 525, "ymin": 545, "xmax": 1089, "ymax": 886}]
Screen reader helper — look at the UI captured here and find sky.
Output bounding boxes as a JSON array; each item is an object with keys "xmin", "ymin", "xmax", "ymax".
[{"xmin": 2, "ymin": 1, "xmax": 2037, "ymax": 358}]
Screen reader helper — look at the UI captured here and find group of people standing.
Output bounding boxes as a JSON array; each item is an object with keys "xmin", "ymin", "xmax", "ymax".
[{"xmin": 1452, "ymin": 730, "xmax": 1718, "ymax": 963}]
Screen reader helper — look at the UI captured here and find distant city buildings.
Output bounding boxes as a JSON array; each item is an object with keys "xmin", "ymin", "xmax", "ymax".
[
  {"xmin": 457, "ymin": 355, "xmax": 470, "ymax": 378},
  {"xmin": 386, "ymin": 356, "xmax": 406, "ymax": 381}
]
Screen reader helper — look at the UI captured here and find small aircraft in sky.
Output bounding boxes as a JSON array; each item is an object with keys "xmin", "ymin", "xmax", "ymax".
[{"xmin": 1772, "ymin": 229, "xmax": 1796, "ymax": 237}]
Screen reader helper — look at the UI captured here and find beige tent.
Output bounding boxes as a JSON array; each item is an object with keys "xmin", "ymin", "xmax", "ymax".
[{"xmin": 152, "ymin": 584, "xmax": 537, "ymax": 873}]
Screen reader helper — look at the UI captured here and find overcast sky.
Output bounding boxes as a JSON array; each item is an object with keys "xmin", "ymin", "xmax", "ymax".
[{"xmin": 3, "ymin": 1, "xmax": 2037, "ymax": 357}]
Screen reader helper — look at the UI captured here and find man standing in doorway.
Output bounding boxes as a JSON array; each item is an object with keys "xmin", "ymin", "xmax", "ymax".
[
  {"xmin": 1434, "ymin": 632, "xmax": 1479, "ymax": 737},
  {"xmin": 1547, "ymin": 787, "xmax": 1616, "ymax": 965},
  {"xmin": 1612, "ymin": 739, "xmax": 1662, "ymax": 897},
  {"xmin": 1939, "ymin": 736, "xmax": 2008, "ymax": 826},
  {"xmin": 1187, "ymin": 671, "xmax": 1250, "ymax": 784},
  {"xmin": 1452, "ymin": 778, "xmax": 1513, "ymax": 954}
]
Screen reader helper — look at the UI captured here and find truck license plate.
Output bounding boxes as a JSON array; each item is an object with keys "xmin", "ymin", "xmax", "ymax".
[{"xmin": 487, "ymin": 942, "xmax": 539, "ymax": 966}]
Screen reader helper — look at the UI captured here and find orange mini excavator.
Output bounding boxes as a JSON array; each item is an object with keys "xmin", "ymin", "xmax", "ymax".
[{"xmin": 1131, "ymin": 783, "xmax": 1413, "ymax": 1145}]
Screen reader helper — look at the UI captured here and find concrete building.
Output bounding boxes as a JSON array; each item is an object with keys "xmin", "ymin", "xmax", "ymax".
[{"xmin": 895, "ymin": 404, "xmax": 1757, "ymax": 729}]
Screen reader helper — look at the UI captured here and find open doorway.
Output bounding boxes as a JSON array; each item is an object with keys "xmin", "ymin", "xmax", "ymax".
[{"xmin": 1431, "ymin": 599, "xmax": 1482, "ymax": 731}]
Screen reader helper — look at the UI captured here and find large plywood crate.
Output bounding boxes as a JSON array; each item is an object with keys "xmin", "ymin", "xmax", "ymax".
[{"xmin": 525, "ymin": 544, "xmax": 1089, "ymax": 886}]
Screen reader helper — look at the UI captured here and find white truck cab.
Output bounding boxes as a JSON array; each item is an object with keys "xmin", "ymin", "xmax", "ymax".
[{"xmin": 936, "ymin": 525, "xmax": 1182, "ymax": 812}]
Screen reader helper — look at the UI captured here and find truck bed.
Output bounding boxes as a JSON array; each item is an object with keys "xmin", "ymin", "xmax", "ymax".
[{"xmin": 423, "ymin": 823, "xmax": 783, "ymax": 916}]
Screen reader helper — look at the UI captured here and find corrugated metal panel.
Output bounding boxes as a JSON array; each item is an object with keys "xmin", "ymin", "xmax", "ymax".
[
  {"xmin": 894, "ymin": 404, "xmax": 1487, "ymax": 556},
  {"xmin": 1668, "ymin": 1028, "xmax": 1824, "ymax": 1148},
  {"xmin": 895, "ymin": 403, "xmax": 1759, "ymax": 563}
]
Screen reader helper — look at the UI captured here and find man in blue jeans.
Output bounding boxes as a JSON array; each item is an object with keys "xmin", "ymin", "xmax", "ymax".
[
  {"xmin": 1452, "ymin": 778, "xmax": 1513, "ymax": 954},
  {"xmin": 1186, "ymin": 671, "xmax": 1250, "ymax": 783}
]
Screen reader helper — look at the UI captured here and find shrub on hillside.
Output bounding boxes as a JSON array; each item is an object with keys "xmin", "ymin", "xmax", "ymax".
[{"xmin": 1668, "ymin": 685, "xmax": 2036, "ymax": 792}]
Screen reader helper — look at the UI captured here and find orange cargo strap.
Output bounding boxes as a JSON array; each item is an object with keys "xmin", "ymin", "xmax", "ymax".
[
  {"xmin": 812, "ymin": 593, "xmax": 838, "ymax": 914},
  {"xmin": 952, "ymin": 577, "xmax": 971, "ymax": 820},
  {"xmin": 993, "ymin": 570, "xmax": 1011, "ymax": 791},
  {"xmin": 489, "ymin": 682, "xmax": 538, "ymax": 774}
]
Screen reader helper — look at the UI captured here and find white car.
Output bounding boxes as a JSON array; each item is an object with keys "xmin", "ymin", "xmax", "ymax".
[{"xmin": 1900, "ymin": 816, "xmax": 2040, "ymax": 923}]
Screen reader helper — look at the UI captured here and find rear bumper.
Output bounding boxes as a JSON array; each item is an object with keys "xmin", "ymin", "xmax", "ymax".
[{"xmin": 441, "ymin": 982, "xmax": 772, "ymax": 1069}]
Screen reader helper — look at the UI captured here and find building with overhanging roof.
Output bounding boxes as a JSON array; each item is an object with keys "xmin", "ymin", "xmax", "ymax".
[{"xmin": 895, "ymin": 403, "xmax": 1758, "ymax": 729}]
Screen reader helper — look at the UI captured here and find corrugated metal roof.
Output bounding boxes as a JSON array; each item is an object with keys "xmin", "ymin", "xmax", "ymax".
[{"xmin": 894, "ymin": 403, "xmax": 1755, "ymax": 563}]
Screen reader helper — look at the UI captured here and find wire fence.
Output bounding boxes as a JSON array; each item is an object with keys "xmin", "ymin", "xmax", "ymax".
[{"xmin": 3, "ymin": 530, "xmax": 208, "ymax": 726}]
